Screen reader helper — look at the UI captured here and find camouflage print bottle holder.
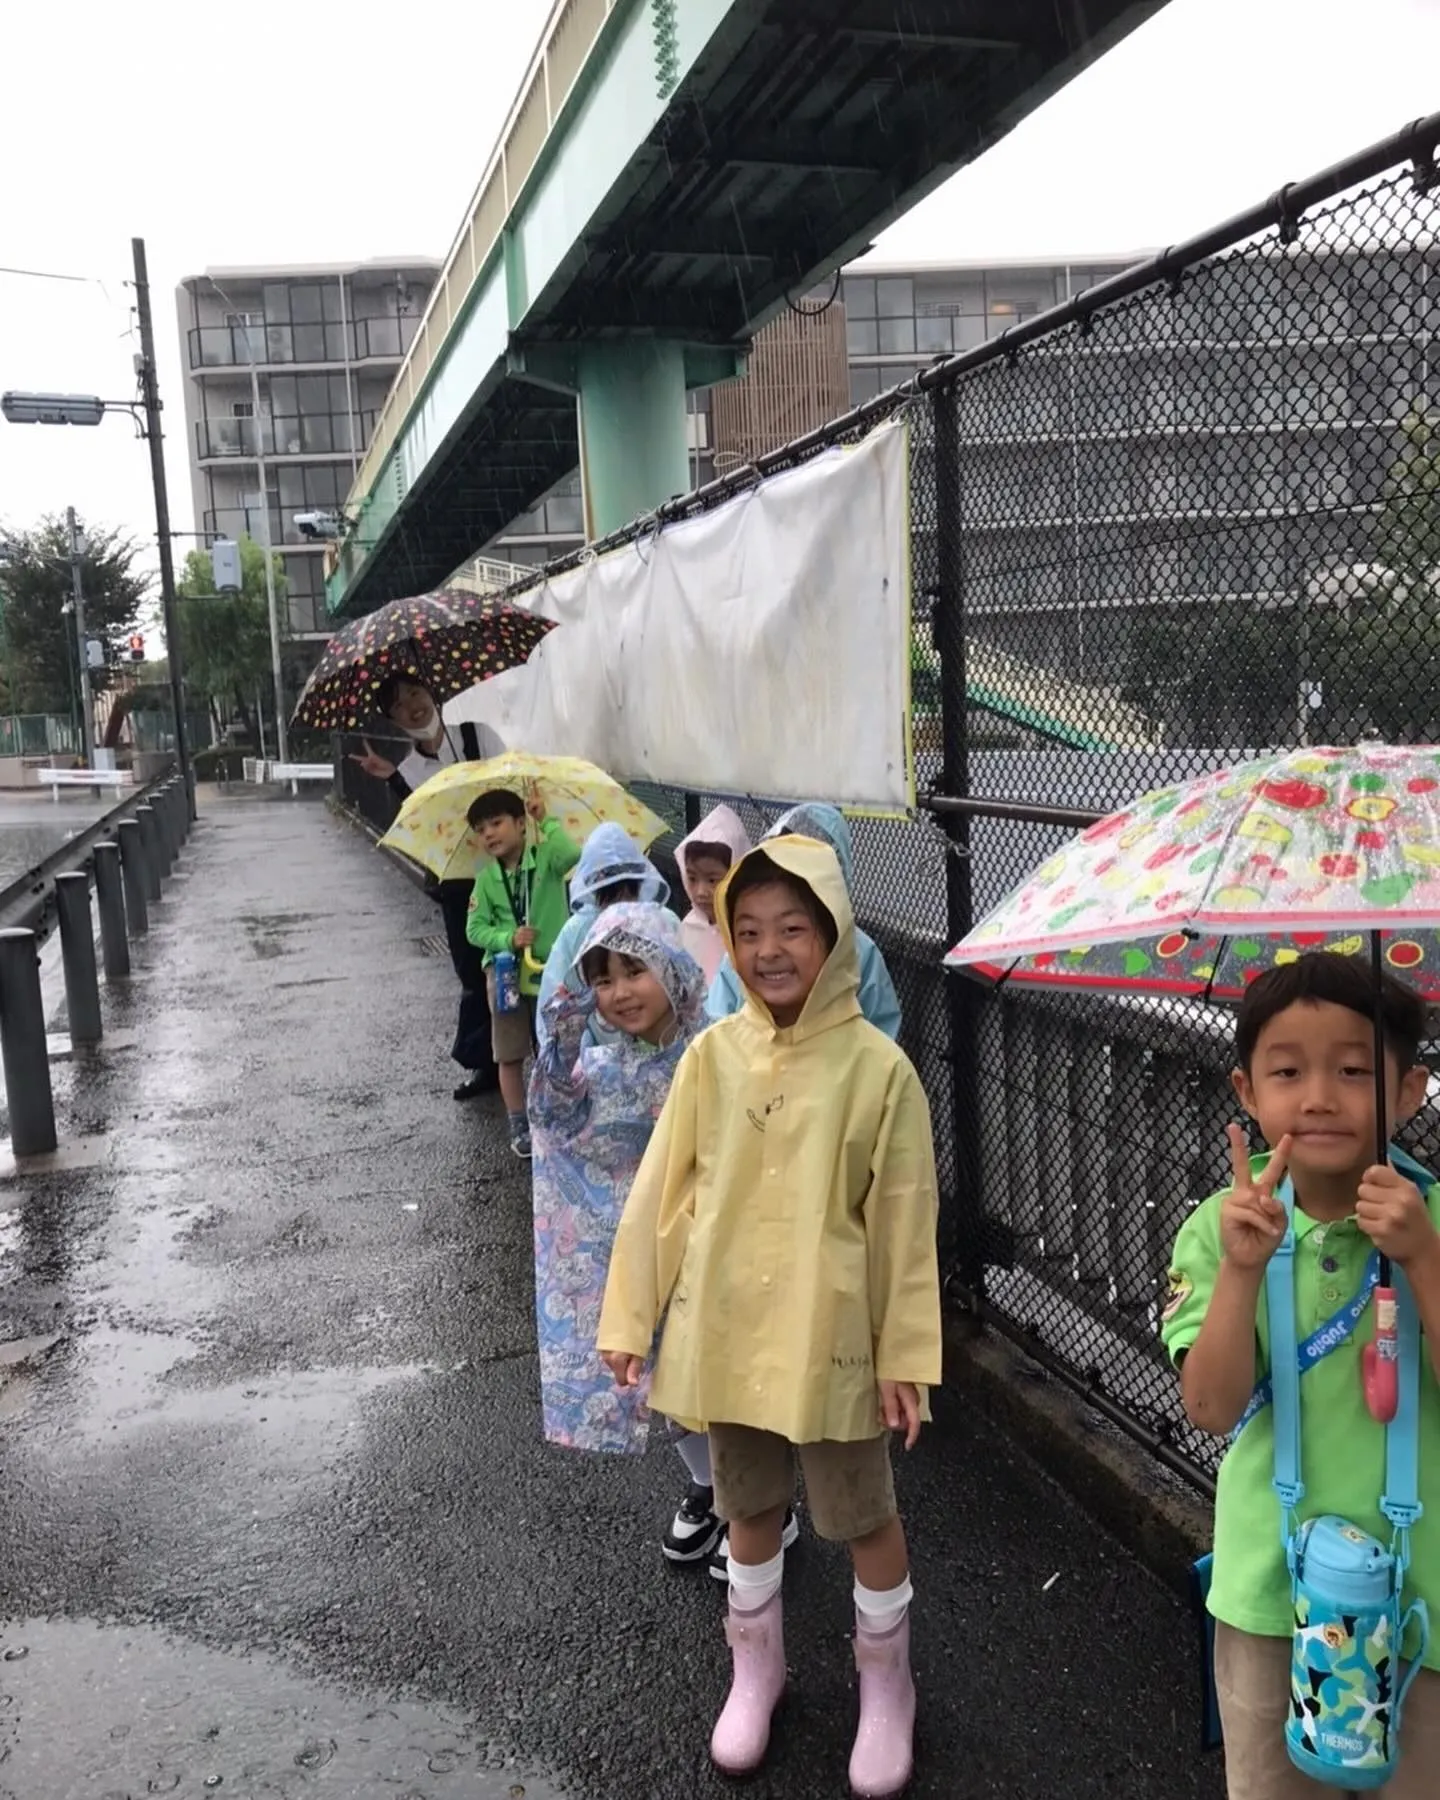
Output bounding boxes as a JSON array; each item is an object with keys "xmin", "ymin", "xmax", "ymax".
[
  {"xmin": 1286, "ymin": 1515, "xmax": 1429, "ymax": 1787},
  {"xmin": 1269, "ymin": 1167, "xmax": 1430, "ymax": 1791}
]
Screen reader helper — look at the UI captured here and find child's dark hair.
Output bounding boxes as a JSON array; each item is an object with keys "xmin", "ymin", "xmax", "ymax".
[
  {"xmin": 725, "ymin": 851, "xmax": 837, "ymax": 952},
  {"xmin": 466, "ymin": 789, "xmax": 525, "ymax": 828},
  {"xmin": 578, "ymin": 945, "xmax": 647, "ymax": 986},
  {"xmin": 595, "ymin": 879, "xmax": 641, "ymax": 908},
  {"xmin": 375, "ymin": 672, "xmax": 424, "ymax": 716},
  {"xmin": 1235, "ymin": 951, "xmax": 1430, "ymax": 1071},
  {"xmin": 684, "ymin": 840, "xmax": 733, "ymax": 870}
]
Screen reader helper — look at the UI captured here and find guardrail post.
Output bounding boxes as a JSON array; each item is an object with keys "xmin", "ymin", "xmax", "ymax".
[
  {"xmin": 0, "ymin": 928, "xmax": 57, "ymax": 1157},
  {"xmin": 149, "ymin": 786, "xmax": 171, "ymax": 871},
  {"xmin": 92, "ymin": 842, "xmax": 130, "ymax": 978},
  {"xmin": 1005, "ymin": 1003, "xmax": 1042, "ymax": 1247},
  {"xmin": 54, "ymin": 872, "xmax": 102, "ymax": 1047},
  {"xmin": 136, "ymin": 806, "xmax": 162, "ymax": 902},
  {"xmin": 117, "ymin": 818, "xmax": 149, "ymax": 936},
  {"xmin": 1037, "ymin": 1012, "xmax": 1074, "ymax": 1258},
  {"xmin": 169, "ymin": 780, "xmax": 189, "ymax": 849},
  {"xmin": 1109, "ymin": 1042, "xmax": 1155, "ymax": 1308},
  {"xmin": 159, "ymin": 786, "xmax": 179, "ymax": 873},
  {"xmin": 1072, "ymin": 1035, "xmax": 1112, "ymax": 1283}
]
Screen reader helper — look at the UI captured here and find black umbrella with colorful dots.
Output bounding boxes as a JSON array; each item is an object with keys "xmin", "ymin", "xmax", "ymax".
[{"xmin": 291, "ymin": 588, "xmax": 555, "ymax": 732}]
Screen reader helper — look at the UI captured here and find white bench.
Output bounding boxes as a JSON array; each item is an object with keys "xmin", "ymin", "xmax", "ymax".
[{"xmin": 37, "ymin": 768, "xmax": 132, "ymax": 804}]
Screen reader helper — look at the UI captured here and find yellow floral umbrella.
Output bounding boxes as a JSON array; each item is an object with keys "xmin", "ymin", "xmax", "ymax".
[{"xmin": 378, "ymin": 752, "xmax": 670, "ymax": 884}]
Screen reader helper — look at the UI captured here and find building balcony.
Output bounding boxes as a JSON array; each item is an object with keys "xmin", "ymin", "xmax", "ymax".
[
  {"xmin": 196, "ymin": 412, "xmax": 377, "ymax": 462},
  {"xmin": 187, "ymin": 315, "xmax": 419, "ymax": 373}
]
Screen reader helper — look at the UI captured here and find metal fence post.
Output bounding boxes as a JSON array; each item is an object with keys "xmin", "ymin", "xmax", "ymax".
[
  {"xmin": 92, "ymin": 841, "xmax": 130, "ymax": 978},
  {"xmin": 930, "ymin": 381, "xmax": 986, "ymax": 1292},
  {"xmin": 170, "ymin": 780, "xmax": 189, "ymax": 849},
  {"xmin": 136, "ymin": 806, "xmax": 162, "ymax": 901},
  {"xmin": 54, "ymin": 872, "xmax": 102, "ymax": 1047},
  {"xmin": 0, "ymin": 928, "xmax": 56, "ymax": 1156},
  {"xmin": 117, "ymin": 818, "xmax": 149, "ymax": 936}
]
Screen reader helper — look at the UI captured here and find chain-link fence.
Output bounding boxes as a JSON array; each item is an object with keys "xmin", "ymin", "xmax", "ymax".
[{"xmin": 334, "ymin": 115, "xmax": 1440, "ymax": 1492}]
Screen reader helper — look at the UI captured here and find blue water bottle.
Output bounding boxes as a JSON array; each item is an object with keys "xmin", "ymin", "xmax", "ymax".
[{"xmin": 493, "ymin": 950, "xmax": 521, "ymax": 1016}]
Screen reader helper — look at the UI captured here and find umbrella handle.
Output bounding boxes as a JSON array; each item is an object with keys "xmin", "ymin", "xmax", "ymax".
[{"xmin": 1363, "ymin": 1289, "xmax": 1400, "ymax": 1424}]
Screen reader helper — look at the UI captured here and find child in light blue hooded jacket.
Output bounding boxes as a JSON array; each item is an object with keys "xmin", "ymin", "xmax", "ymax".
[
  {"xmin": 705, "ymin": 804, "xmax": 902, "ymax": 1041},
  {"xmin": 537, "ymin": 824, "xmax": 676, "ymax": 1054}
]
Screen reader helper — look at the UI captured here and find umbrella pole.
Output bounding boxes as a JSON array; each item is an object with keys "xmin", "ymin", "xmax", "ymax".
[{"xmin": 1366, "ymin": 928, "xmax": 1399, "ymax": 1423}]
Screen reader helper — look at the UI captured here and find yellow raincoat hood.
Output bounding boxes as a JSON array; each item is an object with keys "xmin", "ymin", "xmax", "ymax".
[
  {"xmin": 715, "ymin": 836, "xmax": 860, "ymax": 1040},
  {"xmin": 598, "ymin": 835, "xmax": 943, "ymax": 1445}
]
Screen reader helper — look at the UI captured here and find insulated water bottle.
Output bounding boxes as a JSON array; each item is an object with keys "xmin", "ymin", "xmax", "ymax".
[
  {"xmin": 494, "ymin": 950, "xmax": 521, "ymax": 1015},
  {"xmin": 1285, "ymin": 1514, "xmax": 1426, "ymax": 1790}
]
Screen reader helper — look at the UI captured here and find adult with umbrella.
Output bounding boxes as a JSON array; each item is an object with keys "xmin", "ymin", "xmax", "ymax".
[{"xmin": 295, "ymin": 588, "xmax": 556, "ymax": 1102}]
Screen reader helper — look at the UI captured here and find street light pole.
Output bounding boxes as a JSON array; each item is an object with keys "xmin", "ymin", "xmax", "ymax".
[
  {"xmin": 131, "ymin": 237, "xmax": 196, "ymax": 819},
  {"xmin": 65, "ymin": 507, "xmax": 96, "ymax": 766}
]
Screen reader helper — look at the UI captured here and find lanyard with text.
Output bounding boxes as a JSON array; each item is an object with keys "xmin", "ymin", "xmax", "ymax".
[{"xmin": 1231, "ymin": 1247, "xmax": 1381, "ymax": 1439}]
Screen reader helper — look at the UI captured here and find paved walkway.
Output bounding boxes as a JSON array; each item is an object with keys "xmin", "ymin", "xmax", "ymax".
[{"xmin": 0, "ymin": 796, "xmax": 1223, "ymax": 1799}]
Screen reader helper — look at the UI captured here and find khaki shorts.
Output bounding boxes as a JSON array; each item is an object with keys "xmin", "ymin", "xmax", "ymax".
[
  {"xmin": 485, "ymin": 967, "xmax": 535, "ymax": 1066},
  {"xmin": 1214, "ymin": 1621, "xmax": 1440, "ymax": 1799},
  {"xmin": 709, "ymin": 1423, "xmax": 896, "ymax": 1543}
]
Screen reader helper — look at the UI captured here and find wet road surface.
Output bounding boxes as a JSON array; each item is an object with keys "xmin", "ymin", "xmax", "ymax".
[{"xmin": 0, "ymin": 796, "xmax": 1223, "ymax": 1799}]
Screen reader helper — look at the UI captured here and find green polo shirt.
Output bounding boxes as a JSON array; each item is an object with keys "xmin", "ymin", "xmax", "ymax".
[
  {"xmin": 464, "ymin": 817, "xmax": 581, "ymax": 995},
  {"xmin": 1163, "ymin": 1159, "xmax": 1440, "ymax": 1668}
]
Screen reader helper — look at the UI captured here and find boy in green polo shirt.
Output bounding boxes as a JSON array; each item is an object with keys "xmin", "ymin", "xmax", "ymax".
[
  {"xmin": 1163, "ymin": 951, "xmax": 1440, "ymax": 1799},
  {"xmin": 465, "ymin": 784, "xmax": 580, "ymax": 1158}
]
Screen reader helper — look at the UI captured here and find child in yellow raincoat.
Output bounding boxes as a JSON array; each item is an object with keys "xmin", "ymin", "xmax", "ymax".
[{"xmin": 598, "ymin": 835, "xmax": 941, "ymax": 1799}]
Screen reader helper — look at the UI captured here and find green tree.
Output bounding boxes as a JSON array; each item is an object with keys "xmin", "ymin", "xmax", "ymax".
[
  {"xmin": 176, "ymin": 536, "xmax": 282, "ymax": 738},
  {"xmin": 0, "ymin": 515, "xmax": 148, "ymax": 715}
]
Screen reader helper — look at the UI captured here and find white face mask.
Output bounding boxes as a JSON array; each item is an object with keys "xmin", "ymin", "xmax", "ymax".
[{"xmin": 401, "ymin": 706, "xmax": 443, "ymax": 743}]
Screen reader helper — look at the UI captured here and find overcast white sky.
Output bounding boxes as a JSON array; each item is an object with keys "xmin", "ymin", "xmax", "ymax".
[{"xmin": 1, "ymin": 0, "xmax": 1437, "ymax": 608}]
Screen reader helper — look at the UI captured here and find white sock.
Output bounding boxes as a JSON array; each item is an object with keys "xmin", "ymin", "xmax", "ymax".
[
  {"xmin": 674, "ymin": 1430, "xmax": 713, "ymax": 1488},
  {"xmin": 728, "ymin": 1549, "xmax": 785, "ymax": 1613},
  {"xmin": 855, "ymin": 1575, "xmax": 913, "ymax": 1635}
]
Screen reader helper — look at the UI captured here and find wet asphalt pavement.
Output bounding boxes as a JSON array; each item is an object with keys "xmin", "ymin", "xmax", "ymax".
[{"xmin": 0, "ymin": 796, "xmax": 1224, "ymax": 1800}]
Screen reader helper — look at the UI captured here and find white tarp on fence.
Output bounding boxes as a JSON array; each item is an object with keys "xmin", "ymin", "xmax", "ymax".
[{"xmin": 445, "ymin": 417, "xmax": 915, "ymax": 813}]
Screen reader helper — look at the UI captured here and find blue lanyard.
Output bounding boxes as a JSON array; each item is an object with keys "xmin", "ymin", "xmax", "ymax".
[{"xmin": 1232, "ymin": 1247, "xmax": 1380, "ymax": 1439}]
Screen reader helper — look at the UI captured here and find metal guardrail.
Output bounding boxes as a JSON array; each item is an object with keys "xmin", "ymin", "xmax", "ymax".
[{"xmin": 0, "ymin": 765, "xmax": 191, "ymax": 1159}]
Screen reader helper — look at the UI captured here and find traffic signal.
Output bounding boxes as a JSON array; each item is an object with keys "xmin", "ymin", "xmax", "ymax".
[{"xmin": 127, "ymin": 634, "xmax": 145, "ymax": 663}]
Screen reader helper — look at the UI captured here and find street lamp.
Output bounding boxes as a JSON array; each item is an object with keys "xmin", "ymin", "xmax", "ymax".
[
  {"xmin": 0, "ymin": 239, "xmax": 195, "ymax": 816},
  {"xmin": 1, "ymin": 393, "xmax": 106, "ymax": 428}
]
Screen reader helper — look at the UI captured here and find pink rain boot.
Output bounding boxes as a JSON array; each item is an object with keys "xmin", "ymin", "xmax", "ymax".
[
  {"xmin": 710, "ymin": 1594, "xmax": 786, "ymax": 1775},
  {"xmin": 848, "ymin": 1612, "xmax": 916, "ymax": 1798}
]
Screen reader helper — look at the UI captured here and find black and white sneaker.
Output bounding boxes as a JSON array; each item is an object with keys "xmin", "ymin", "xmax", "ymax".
[
  {"xmin": 662, "ymin": 1482, "xmax": 724, "ymax": 1564},
  {"xmin": 708, "ymin": 1507, "xmax": 800, "ymax": 1581}
]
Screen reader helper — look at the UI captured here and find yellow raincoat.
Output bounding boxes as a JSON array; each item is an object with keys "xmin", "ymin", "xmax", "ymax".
[{"xmin": 597, "ymin": 835, "xmax": 942, "ymax": 1443}]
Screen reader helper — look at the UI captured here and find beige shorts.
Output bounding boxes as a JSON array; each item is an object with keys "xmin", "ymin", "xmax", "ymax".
[
  {"xmin": 1214, "ymin": 1621, "xmax": 1440, "ymax": 1799},
  {"xmin": 709, "ymin": 1422, "xmax": 896, "ymax": 1542},
  {"xmin": 485, "ymin": 967, "xmax": 535, "ymax": 1065}
]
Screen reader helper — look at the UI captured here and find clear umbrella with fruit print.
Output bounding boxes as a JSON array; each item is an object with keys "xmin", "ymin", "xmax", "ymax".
[{"xmin": 946, "ymin": 742, "xmax": 1440, "ymax": 1423}]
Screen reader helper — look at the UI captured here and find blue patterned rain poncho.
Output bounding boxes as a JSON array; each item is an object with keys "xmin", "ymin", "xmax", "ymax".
[{"xmin": 527, "ymin": 902, "xmax": 706, "ymax": 1454}]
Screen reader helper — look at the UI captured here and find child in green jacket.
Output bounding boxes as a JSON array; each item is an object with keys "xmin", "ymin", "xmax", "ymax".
[{"xmin": 465, "ymin": 784, "xmax": 580, "ymax": 1157}]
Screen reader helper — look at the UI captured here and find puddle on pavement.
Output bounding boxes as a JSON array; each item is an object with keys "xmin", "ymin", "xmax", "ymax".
[{"xmin": 0, "ymin": 1617, "xmax": 561, "ymax": 1800}]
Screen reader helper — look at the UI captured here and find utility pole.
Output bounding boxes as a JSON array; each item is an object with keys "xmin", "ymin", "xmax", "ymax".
[
  {"xmin": 65, "ymin": 507, "xmax": 96, "ymax": 766},
  {"xmin": 241, "ymin": 313, "xmax": 289, "ymax": 769},
  {"xmin": 131, "ymin": 237, "xmax": 196, "ymax": 817}
]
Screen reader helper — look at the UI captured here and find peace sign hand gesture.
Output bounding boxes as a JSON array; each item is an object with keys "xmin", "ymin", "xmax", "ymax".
[
  {"xmin": 347, "ymin": 738, "xmax": 396, "ymax": 780},
  {"xmin": 1220, "ymin": 1123, "xmax": 1292, "ymax": 1272}
]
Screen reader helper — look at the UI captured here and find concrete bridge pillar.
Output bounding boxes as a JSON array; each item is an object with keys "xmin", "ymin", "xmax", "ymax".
[{"xmin": 575, "ymin": 338, "xmax": 692, "ymax": 540}]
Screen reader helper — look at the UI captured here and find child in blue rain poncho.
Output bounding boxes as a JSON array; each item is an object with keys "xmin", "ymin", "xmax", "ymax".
[
  {"xmin": 535, "ymin": 823, "xmax": 675, "ymax": 1055},
  {"xmin": 706, "ymin": 804, "xmax": 902, "ymax": 1041},
  {"xmin": 527, "ymin": 903, "xmax": 706, "ymax": 1454}
]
